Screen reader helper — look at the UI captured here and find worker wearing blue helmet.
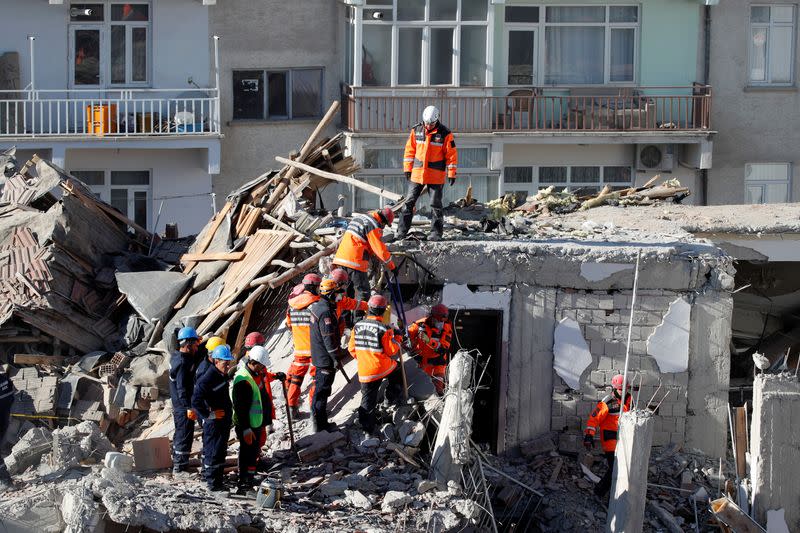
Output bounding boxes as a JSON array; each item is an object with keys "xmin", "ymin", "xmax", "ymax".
[
  {"xmin": 191, "ymin": 344, "xmax": 234, "ymax": 492},
  {"xmin": 169, "ymin": 326, "xmax": 202, "ymax": 475}
]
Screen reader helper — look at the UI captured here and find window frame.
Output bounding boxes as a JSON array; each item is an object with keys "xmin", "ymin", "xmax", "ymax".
[
  {"xmin": 748, "ymin": 4, "xmax": 797, "ymax": 86},
  {"xmin": 744, "ymin": 162, "xmax": 792, "ymax": 204},
  {"xmin": 501, "ymin": 164, "xmax": 634, "ymax": 197},
  {"xmin": 231, "ymin": 67, "xmax": 325, "ymax": 121},
  {"xmin": 71, "ymin": 168, "xmax": 152, "ymax": 228},
  {"xmin": 68, "ymin": 1, "xmax": 152, "ymax": 88}
]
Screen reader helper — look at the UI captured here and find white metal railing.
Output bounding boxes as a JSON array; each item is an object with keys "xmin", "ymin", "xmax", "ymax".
[{"xmin": 0, "ymin": 87, "xmax": 221, "ymax": 138}]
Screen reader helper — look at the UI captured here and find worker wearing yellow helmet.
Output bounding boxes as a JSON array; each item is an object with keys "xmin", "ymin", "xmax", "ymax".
[{"xmin": 197, "ymin": 336, "xmax": 226, "ymax": 379}]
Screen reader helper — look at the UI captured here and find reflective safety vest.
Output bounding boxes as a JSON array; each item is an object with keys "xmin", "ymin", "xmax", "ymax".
[
  {"xmin": 286, "ymin": 291, "xmax": 320, "ymax": 361},
  {"xmin": 348, "ymin": 315, "xmax": 401, "ymax": 383},
  {"xmin": 408, "ymin": 318, "xmax": 452, "ymax": 374},
  {"xmin": 231, "ymin": 366, "xmax": 263, "ymax": 428},
  {"xmin": 333, "ymin": 212, "xmax": 394, "ymax": 273},
  {"xmin": 403, "ymin": 123, "xmax": 458, "ymax": 185},
  {"xmin": 585, "ymin": 394, "xmax": 632, "ymax": 453}
]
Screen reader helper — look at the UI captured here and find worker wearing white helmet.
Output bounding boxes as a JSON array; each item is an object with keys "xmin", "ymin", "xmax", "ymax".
[
  {"xmin": 230, "ymin": 345, "xmax": 285, "ymax": 493},
  {"xmin": 399, "ymin": 105, "xmax": 458, "ymax": 241}
]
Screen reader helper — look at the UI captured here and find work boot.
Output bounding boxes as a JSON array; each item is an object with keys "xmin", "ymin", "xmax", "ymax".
[{"xmin": 172, "ymin": 465, "xmax": 192, "ymax": 479}]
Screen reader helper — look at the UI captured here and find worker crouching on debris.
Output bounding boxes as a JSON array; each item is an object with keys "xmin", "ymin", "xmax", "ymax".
[
  {"xmin": 285, "ymin": 273, "xmax": 322, "ymax": 417},
  {"xmin": 408, "ymin": 303, "xmax": 453, "ymax": 395},
  {"xmin": 231, "ymin": 346, "xmax": 285, "ymax": 494},
  {"xmin": 584, "ymin": 374, "xmax": 632, "ymax": 500},
  {"xmin": 398, "ymin": 105, "xmax": 458, "ymax": 242},
  {"xmin": 349, "ymin": 295, "xmax": 404, "ymax": 435},
  {"xmin": 192, "ymin": 345, "xmax": 234, "ymax": 492},
  {"xmin": 169, "ymin": 326, "xmax": 202, "ymax": 475},
  {"xmin": 332, "ymin": 207, "xmax": 397, "ymax": 318},
  {"xmin": 309, "ymin": 278, "xmax": 346, "ymax": 433},
  {"xmin": 0, "ymin": 367, "xmax": 14, "ymax": 492}
]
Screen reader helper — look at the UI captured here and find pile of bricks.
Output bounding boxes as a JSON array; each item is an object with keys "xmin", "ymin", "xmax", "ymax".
[{"xmin": 9, "ymin": 367, "xmax": 59, "ymax": 416}]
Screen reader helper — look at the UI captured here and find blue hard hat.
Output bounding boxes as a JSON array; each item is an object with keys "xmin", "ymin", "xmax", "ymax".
[
  {"xmin": 211, "ymin": 345, "xmax": 233, "ymax": 361},
  {"xmin": 177, "ymin": 326, "xmax": 199, "ymax": 341}
]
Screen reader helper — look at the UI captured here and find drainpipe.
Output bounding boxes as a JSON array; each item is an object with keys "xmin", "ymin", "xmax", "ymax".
[
  {"xmin": 213, "ymin": 35, "xmax": 220, "ymax": 132},
  {"xmin": 700, "ymin": 5, "xmax": 711, "ymax": 205}
]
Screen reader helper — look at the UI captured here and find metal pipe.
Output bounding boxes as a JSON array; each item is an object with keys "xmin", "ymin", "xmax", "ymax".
[
  {"xmin": 28, "ymin": 36, "xmax": 35, "ymax": 93},
  {"xmin": 213, "ymin": 36, "xmax": 220, "ymax": 130},
  {"xmin": 620, "ymin": 249, "xmax": 642, "ymax": 409}
]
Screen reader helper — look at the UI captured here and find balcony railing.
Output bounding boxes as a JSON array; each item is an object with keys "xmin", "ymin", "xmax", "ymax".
[
  {"xmin": 0, "ymin": 88, "xmax": 221, "ymax": 138},
  {"xmin": 342, "ymin": 85, "xmax": 712, "ymax": 134}
]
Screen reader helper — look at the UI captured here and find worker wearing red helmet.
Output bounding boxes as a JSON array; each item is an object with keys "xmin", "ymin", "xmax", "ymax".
[
  {"xmin": 408, "ymin": 303, "xmax": 453, "ymax": 395},
  {"xmin": 333, "ymin": 208, "xmax": 397, "ymax": 321},
  {"xmin": 244, "ymin": 331, "xmax": 265, "ymax": 350},
  {"xmin": 330, "ymin": 268, "xmax": 368, "ymax": 333},
  {"xmin": 347, "ymin": 294, "xmax": 404, "ymax": 434},
  {"xmin": 285, "ymin": 273, "xmax": 323, "ymax": 416},
  {"xmin": 584, "ymin": 374, "xmax": 632, "ymax": 500}
]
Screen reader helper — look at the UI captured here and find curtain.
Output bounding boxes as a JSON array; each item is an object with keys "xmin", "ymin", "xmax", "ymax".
[{"xmin": 545, "ymin": 26, "xmax": 604, "ymax": 84}]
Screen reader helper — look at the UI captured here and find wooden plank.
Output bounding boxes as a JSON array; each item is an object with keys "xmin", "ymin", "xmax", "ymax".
[
  {"xmin": 232, "ymin": 302, "xmax": 254, "ymax": 360},
  {"xmin": 263, "ymin": 213, "xmax": 324, "ymax": 250},
  {"xmin": 276, "ymin": 156, "xmax": 402, "ymax": 202},
  {"xmin": 181, "ymin": 252, "xmax": 246, "ymax": 262},
  {"xmin": 14, "ymin": 353, "xmax": 66, "ymax": 365},
  {"xmin": 183, "ymin": 201, "xmax": 233, "ymax": 275},
  {"xmin": 734, "ymin": 407, "xmax": 748, "ymax": 479}
]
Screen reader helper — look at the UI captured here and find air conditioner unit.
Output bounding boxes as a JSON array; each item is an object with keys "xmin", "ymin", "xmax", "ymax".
[{"xmin": 636, "ymin": 144, "xmax": 674, "ymax": 172}]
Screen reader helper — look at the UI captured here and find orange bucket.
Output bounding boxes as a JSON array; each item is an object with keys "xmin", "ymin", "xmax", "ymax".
[{"xmin": 86, "ymin": 104, "xmax": 118, "ymax": 136}]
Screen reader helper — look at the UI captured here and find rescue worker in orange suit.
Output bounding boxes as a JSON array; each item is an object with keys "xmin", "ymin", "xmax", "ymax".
[
  {"xmin": 408, "ymin": 303, "xmax": 453, "ymax": 395},
  {"xmin": 584, "ymin": 374, "xmax": 632, "ymax": 499},
  {"xmin": 348, "ymin": 295, "xmax": 404, "ymax": 434},
  {"xmin": 285, "ymin": 273, "xmax": 322, "ymax": 418},
  {"xmin": 332, "ymin": 207, "xmax": 397, "ymax": 321},
  {"xmin": 308, "ymin": 279, "xmax": 346, "ymax": 433},
  {"xmin": 398, "ymin": 105, "xmax": 458, "ymax": 241}
]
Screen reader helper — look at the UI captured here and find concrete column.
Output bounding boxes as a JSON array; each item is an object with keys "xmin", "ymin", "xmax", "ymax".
[
  {"xmin": 606, "ymin": 411, "xmax": 655, "ymax": 533},
  {"xmin": 750, "ymin": 374, "xmax": 800, "ymax": 530},
  {"xmin": 431, "ymin": 350, "xmax": 475, "ymax": 484}
]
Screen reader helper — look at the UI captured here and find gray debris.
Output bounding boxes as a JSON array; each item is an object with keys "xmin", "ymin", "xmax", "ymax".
[{"xmin": 381, "ymin": 490, "xmax": 411, "ymax": 513}]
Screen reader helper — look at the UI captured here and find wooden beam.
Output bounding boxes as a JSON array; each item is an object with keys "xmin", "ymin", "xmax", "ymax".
[
  {"xmin": 181, "ymin": 252, "xmax": 246, "ymax": 262},
  {"xmin": 263, "ymin": 213, "xmax": 324, "ymax": 250},
  {"xmin": 14, "ymin": 354, "xmax": 66, "ymax": 365},
  {"xmin": 232, "ymin": 302, "xmax": 254, "ymax": 360},
  {"xmin": 183, "ymin": 201, "xmax": 232, "ymax": 275},
  {"xmin": 734, "ymin": 406, "xmax": 748, "ymax": 479},
  {"xmin": 275, "ymin": 156, "xmax": 402, "ymax": 202}
]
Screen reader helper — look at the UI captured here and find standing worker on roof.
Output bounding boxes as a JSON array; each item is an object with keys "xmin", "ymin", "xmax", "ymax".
[
  {"xmin": 169, "ymin": 326, "xmax": 202, "ymax": 476},
  {"xmin": 397, "ymin": 105, "xmax": 458, "ymax": 242},
  {"xmin": 584, "ymin": 374, "xmax": 632, "ymax": 501},
  {"xmin": 333, "ymin": 207, "xmax": 397, "ymax": 318},
  {"xmin": 285, "ymin": 273, "xmax": 322, "ymax": 418},
  {"xmin": 408, "ymin": 303, "xmax": 453, "ymax": 395}
]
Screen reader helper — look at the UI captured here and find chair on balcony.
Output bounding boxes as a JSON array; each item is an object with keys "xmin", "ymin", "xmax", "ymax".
[
  {"xmin": 502, "ymin": 88, "xmax": 538, "ymax": 130},
  {"xmin": 568, "ymin": 87, "xmax": 653, "ymax": 130}
]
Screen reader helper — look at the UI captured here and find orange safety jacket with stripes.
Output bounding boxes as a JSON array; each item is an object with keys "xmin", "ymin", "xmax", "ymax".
[
  {"xmin": 348, "ymin": 314, "xmax": 402, "ymax": 383},
  {"xmin": 403, "ymin": 123, "xmax": 458, "ymax": 185},
  {"xmin": 333, "ymin": 212, "xmax": 395, "ymax": 273},
  {"xmin": 585, "ymin": 393, "xmax": 632, "ymax": 453},
  {"xmin": 286, "ymin": 291, "xmax": 320, "ymax": 363},
  {"xmin": 407, "ymin": 318, "xmax": 453, "ymax": 374}
]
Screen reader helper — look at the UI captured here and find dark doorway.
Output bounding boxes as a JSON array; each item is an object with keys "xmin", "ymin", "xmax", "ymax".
[{"xmin": 452, "ymin": 309, "xmax": 503, "ymax": 453}]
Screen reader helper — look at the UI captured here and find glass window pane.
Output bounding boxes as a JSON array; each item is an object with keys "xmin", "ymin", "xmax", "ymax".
[
  {"xmin": 745, "ymin": 185, "xmax": 764, "ymax": 204},
  {"xmin": 430, "ymin": 28, "xmax": 454, "ymax": 85},
  {"xmin": 610, "ymin": 28, "xmax": 635, "ymax": 82},
  {"xmin": 746, "ymin": 163, "xmax": 790, "ymax": 181},
  {"xmin": 354, "ymin": 178, "xmax": 383, "ymax": 212},
  {"xmin": 604, "ymin": 166, "xmax": 632, "ymax": 183},
  {"xmin": 539, "ymin": 167, "xmax": 567, "ymax": 183},
  {"xmin": 74, "ymin": 29, "xmax": 101, "ymax": 85},
  {"xmin": 71, "ymin": 170, "xmax": 105, "ymax": 186},
  {"xmin": 545, "ymin": 27, "xmax": 604, "ymax": 84},
  {"xmin": 571, "ymin": 166, "xmax": 600, "ymax": 183},
  {"xmin": 232, "ymin": 70, "xmax": 264, "ymax": 119},
  {"xmin": 750, "ymin": 28, "xmax": 768, "ymax": 81},
  {"xmin": 610, "ymin": 6, "xmax": 638, "ymax": 23},
  {"xmin": 132, "ymin": 27, "xmax": 147, "ymax": 82},
  {"xmin": 111, "ymin": 171, "xmax": 149, "ymax": 185},
  {"xmin": 461, "ymin": 26, "xmax": 487, "ymax": 86},
  {"xmin": 111, "ymin": 4, "xmax": 149, "ymax": 21},
  {"xmin": 505, "ymin": 6, "xmax": 539, "ymax": 23},
  {"xmin": 508, "ymin": 30, "xmax": 535, "ymax": 85},
  {"xmin": 462, "ymin": 0, "xmax": 488, "ymax": 21},
  {"xmin": 546, "ymin": 6, "xmax": 605, "ymax": 23},
  {"xmin": 751, "ymin": 6, "xmax": 770, "ymax": 23},
  {"xmin": 398, "ymin": 28, "xmax": 423, "ymax": 84},
  {"xmin": 772, "ymin": 6, "xmax": 794, "ymax": 23},
  {"xmin": 769, "ymin": 26, "xmax": 794, "ymax": 82},
  {"xmin": 764, "ymin": 183, "xmax": 789, "ymax": 203},
  {"xmin": 459, "ymin": 147, "xmax": 488, "ymax": 168},
  {"xmin": 133, "ymin": 191, "xmax": 148, "ymax": 227},
  {"xmin": 397, "ymin": 0, "xmax": 425, "ymax": 21},
  {"xmin": 291, "ymin": 69, "xmax": 322, "ymax": 118},
  {"xmin": 110, "ymin": 26, "xmax": 126, "ymax": 84},
  {"xmin": 364, "ymin": 148, "xmax": 404, "ymax": 169},
  {"xmin": 70, "ymin": 4, "xmax": 104, "ymax": 22},
  {"xmin": 430, "ymin": 0, "xmax": 457, "ymax": 21},
  {"xmin": 504, "ymin": 167, "xmax": 533, "ymax": 183},
  {"xmin": 362, "ymin": 25, "xmax": 391, "ymax": 86},
  {"xmin": 268, "ymin": 71, "xmax": 288, "ymax": 117},
  {"xmin": 110, "ymin": 189, "xmax": 128, "ymax": 215}
]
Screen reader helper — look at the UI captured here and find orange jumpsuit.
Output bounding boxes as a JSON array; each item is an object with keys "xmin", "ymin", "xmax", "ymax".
[
  {"xmin": 403, "ymin": 123, "xmax": 458, "ymax": 185},
  {"xmin": 585, "ymin": 393, "xmax": 632, "ymax": 452},
  {"xmin": 408, "ymin": 318, "xmax": 452, "ymax": 394},
  {"xmin": 332, "ymin": 212, "xmax": 395, "ymax": 273}
]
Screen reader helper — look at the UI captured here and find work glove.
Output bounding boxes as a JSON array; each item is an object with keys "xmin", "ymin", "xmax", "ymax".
[
  {"xmin": 583, "ymin": 434, "xmax": 595, "ymax": 450},
  {"xmin": 186, "ymin": 409, "xmax": 198, "ymax": 421},
  {"xmin": 274, "ymin": 372, "xmax": 287, "ymax": 382},
  {"xmin": 242, "ymin": 428, "xmax": 255, "ymax": 445},
  {"xmin": 448, "ymin": 177, "xmax": 456, "ymax": 186},
  {"xmin": 211, "ymin": 409, "xmax": 227, "ymax": 420},
  {"xmin": 404, "ymin": 171, "xmax": 411, "ymax": 180}
]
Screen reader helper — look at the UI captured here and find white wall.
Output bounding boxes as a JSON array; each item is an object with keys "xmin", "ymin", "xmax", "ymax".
[{"xmin": 65, "ymin": 147, "xmax": 213, "ymax": 235}]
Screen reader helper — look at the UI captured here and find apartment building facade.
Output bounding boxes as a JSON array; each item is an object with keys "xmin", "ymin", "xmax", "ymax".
[{"xmin": 0, "ymin": 0, "xmax": 222, "ymax": 235}]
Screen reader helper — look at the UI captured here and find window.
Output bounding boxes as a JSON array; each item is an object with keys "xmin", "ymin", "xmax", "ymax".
[
  {"xmin": 72, "ymin": 169, "xmax": 151, "ymax": 227},
  {"xmin": 503, "ymin": 165, "xmax": 633, "ymax": 196},
  {"xmin": 745, "ymin": 163, "xmax": 791, "ymax": 203},
  {"xmin": 749, "ymin": 5, "xmax": 796, "ymax": 84},
  {"xmin": 358, "ymin": 0, "xmax": 489, "ymax": 87},
  {"xmin": 69, "ymin": 2, "xmax": 151, "ymax": 87},
  {"xmin": 232, "ymin": 68, "xmax": 323, "ymax": 120}
]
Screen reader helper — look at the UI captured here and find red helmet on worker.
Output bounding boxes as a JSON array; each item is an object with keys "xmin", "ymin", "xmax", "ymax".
[
  {"xmin": 611, "ymin": 374, "xmax": 630, "ymax": 391},
  {"xmin": 244, "ymin": 331, "xmax": 265, "ymax": 349},
  {"xmin": 431, "ymin": 303, "xmax": 449, "ymax": 319},
  {"xmin": 368, "ymin": 294, "xmax": 388, "ymax": 312},
  {"xmin": 302, "ymin": 273, "xmax": 322, "ymax": 287},
  {"xmin": 373, "ymin": 207, "xmax": 394, "ymax": 227},
  {"xmin": 330, "ymin": 268, "xmax": 349, "ymax": 287}
]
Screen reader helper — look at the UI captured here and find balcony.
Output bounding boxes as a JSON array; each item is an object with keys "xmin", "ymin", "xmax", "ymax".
[
  {"xmin": 0, "ymin": 88, "xmax": 220, "ymax": 138},
  {"xmin": 341, "ymin": 85, "xmax": 712, "ymax": 134}
]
